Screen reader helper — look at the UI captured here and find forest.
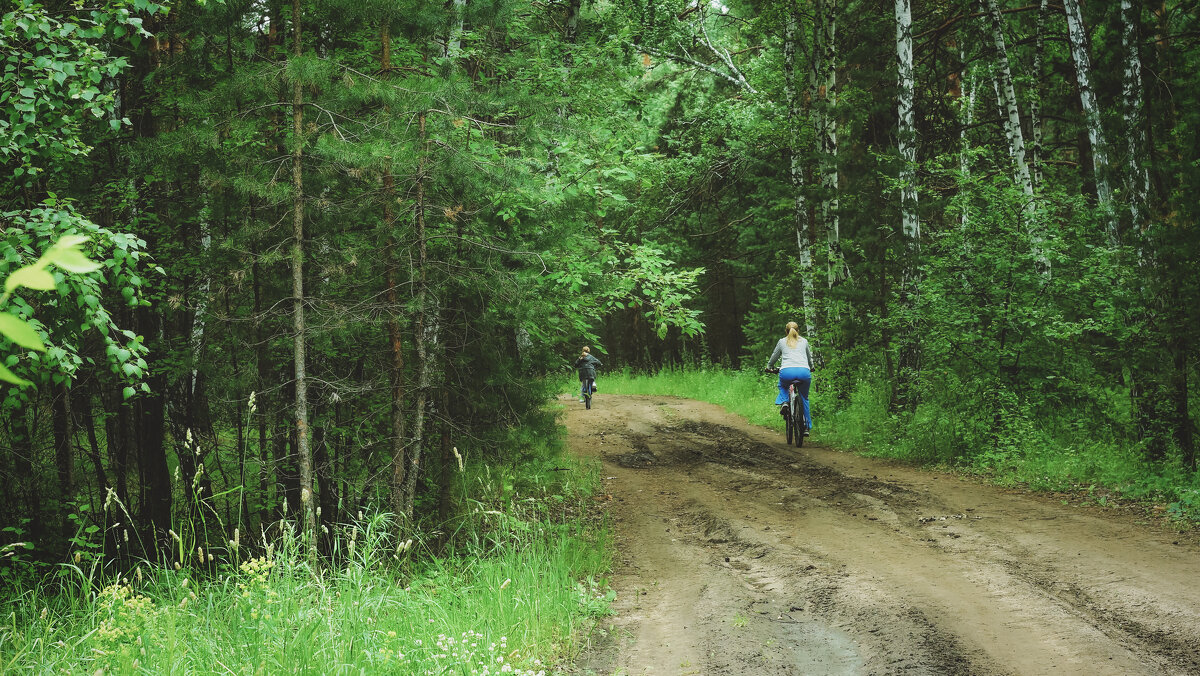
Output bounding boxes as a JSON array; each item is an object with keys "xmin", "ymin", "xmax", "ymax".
[{"xmin": 1, "ymin": 0, "xmax": 1199, "ymax": 669}]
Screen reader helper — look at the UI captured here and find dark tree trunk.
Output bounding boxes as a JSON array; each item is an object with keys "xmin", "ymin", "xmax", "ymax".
[{"xmin": 52, "ymin": 383, "xmax": 75, "ymax": 539}]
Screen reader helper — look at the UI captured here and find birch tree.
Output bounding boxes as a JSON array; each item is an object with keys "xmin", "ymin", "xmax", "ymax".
[
  {"xmin": 895, "ymin": 0, "xmax": 918, "ymax": 243},
  {"xmin": 784, "ymin": 7, "xmax": 817, "ymax": 339},
  {"xmin": 1121, "ymin": 0, "xmax": 1150, "ymax": 229},
  {"xmin": 815, "ymin": 0, "xmax": 847, "ymax": 287},
  {"xmin": 982, "ymin": 0, "xmax": 1048, "ymax": 270},
  {"xmin": 629, "ymin": 4, "xmax": 756, "ymax": 94},
  {"xmin": 1029, "ymin": 0, "xmax": 1049, "ymax": 187},
  {"xmin": 1063, "ymin": 0, "xmax": 1118, "ymax": 245},
  {"xmin": 960, "ymin": 56, "xmax": 977, "ymax": 230},
  {"xmin": 983, "ymin": 0, "xmax": 1034, "ymax": 201}
]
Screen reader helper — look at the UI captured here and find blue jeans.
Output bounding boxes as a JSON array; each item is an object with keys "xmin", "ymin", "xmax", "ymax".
[
  {"xmin": 776, "ymin": 367, "xmax": 811, "ymax": 428},
  {"xmin": 580, "ymin": 378, "xmax": 595, "ymax": 398}
]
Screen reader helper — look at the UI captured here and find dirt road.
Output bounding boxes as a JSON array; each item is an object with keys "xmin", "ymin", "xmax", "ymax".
[{"xmin": 564, "ymin": 395, "xmax": 1200, "ymax": 676}]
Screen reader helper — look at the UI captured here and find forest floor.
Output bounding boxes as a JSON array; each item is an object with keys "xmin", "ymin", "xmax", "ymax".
[{"xmin": 563, "ymin": 394, "xmax": 1200, "ymax": 676}]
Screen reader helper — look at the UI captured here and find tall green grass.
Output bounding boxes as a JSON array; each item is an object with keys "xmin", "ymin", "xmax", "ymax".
[{"xmin": 0, "ymin": 458, "xmax": 611, "ymax": 675}]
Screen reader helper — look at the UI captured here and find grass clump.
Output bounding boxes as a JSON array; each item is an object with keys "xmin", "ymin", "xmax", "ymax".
[{"xmin": 0, "ymin": 458, "xmax": 612, "ymax": 674}]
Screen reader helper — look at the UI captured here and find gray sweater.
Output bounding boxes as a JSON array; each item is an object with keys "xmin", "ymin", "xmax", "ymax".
[
  {"xmin": 766, "ymin": 337, "xmax": 813, "ymax": 371},
  {"xmin": 574, "ymin": 353, "xmax": 602, "ymax": 380}
]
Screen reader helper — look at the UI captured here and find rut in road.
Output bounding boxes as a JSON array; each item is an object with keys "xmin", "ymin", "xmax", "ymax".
[{"xmin": 565, "ymin": 395, "xmax": 1200, "ymax": 676}]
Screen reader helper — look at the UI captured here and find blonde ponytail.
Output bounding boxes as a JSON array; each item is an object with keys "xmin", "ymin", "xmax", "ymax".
[{"xmin": 785, "ymin": 321, "xmax": 801, "ymax": 348}]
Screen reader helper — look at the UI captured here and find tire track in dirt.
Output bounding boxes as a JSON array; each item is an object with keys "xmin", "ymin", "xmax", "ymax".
[{"xmin": 565, "ymin": 395, "xmax": 1200, "ymax": 676}]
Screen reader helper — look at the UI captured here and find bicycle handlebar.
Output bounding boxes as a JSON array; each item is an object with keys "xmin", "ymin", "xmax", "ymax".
[{"xmin": 762, "ymin": 367, "xmax": 780, "ymax": 374}]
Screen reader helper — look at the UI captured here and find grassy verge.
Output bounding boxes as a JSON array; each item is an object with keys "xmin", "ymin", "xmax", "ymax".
[
  {"xmin": 602, "ymin": 367, "xmax": 1200, "ymax": 523},
  {"xmin": 0, "ymin": 457, "xmax": 611, "ymax": 675}
]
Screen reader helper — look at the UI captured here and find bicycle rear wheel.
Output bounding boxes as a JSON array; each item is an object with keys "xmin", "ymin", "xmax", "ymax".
[{"xmin": 784, "ymin": 406, "xmax": 794, "ymax": 444}]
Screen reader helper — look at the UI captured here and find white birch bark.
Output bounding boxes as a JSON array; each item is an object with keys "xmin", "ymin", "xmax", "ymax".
[
  {"xmin": 1063, "ymin": 0, "xmax": 1118, "ymax": 245},
  {"xmin": 960, "ymin": 58, "xmax": 977, "ymax": 230},
  {"xmin": 1121, "ymin": 0, "xmax": 1150, "ymax": 229},
  {"xmin": 819, "ymin": 0, "xmax": 847, "ymax": 286},
  {"xmin": 189, "ymin": 196, "xmax": 212, "ymax": 398},
  {"xmin": 784, "ymin": 9, "xmax": 817, "ymax": 340},
  {"xmin": 983, "ymin": 0, "xmax": 1049, "ymax": 270},
  {"xmin": 1029, "ymin": 0, "xmax": 1048, "ymax": 187},
  {"xmin": 895, "ymin": 0, "xmax": 919, "ymax": 241},
  {"xmin": 983, "ymin": 0, "xmax": 1034, "ymax": 201}
]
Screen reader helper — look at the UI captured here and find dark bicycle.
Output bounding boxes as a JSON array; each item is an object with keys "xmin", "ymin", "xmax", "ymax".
[
  {"xmin": 580, "ymin": 377, "xmax": 596, "ymax": 410},
  {"xmin": 764, "ymin": 368, "xmax": 806, "ymax": 447}
]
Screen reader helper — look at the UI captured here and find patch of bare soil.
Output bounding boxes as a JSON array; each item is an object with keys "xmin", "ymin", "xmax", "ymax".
[{"xmin": 563, "ymin": 395, "xmax": 1200, "ymax": 676}]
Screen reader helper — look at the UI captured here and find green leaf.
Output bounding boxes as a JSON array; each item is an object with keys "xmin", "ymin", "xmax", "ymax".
[
  {"xmin": 0, "ymin": 362, "xmax": 31, "ymax": 387},
  {"xmin": 0, "ymin": 314, "xmax": 46, "ymax": 351},
  {"xmin": 6, "ymin": 265, "xmax": 56, "ymax": 292},
  {"xmin": 46, "ymin": 246, "xmax": 101, "ymax": 273},
  {"xmin": 54, "ymin": 235, "xmax": 89, "ymax": 248},
  {"xmin": 122, "ymin": 386, "xmax": 135, "ymax": 400}
]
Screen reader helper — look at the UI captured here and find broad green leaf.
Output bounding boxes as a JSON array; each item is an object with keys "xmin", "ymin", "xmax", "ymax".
[
  {"xmin": 46, "ymin": 246, "xmax": 101, "ymax": 273},
  {"xmin": 0, "ymin": 314, "xmax": 45, "ymax": 351},
  {"xmin": 54, "ymin": 234, "xmax": 89, "ymax": 248},
  {"xmin": 0, "ymin": 363, "xmax": 30, "ymax": 387},
  {"xmin": 6, "ymin": 265, "xmax": 56, "ymax": 292},
  {"xmin": 122, "ymin": 386, "xmax": 135, "ymax": 400}
]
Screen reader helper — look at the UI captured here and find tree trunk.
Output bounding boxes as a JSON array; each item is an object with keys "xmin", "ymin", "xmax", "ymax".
[
  {"xmin": 817, "ymin": 0, "xmax": 846, "ymax": 288},
  {"xmin": 983, "ymin": 0, "xmax": 1047, "ymax": 269},
  {"xmin": 1121, "ymin": 0, "xmax": 1150, "ymax": 231},
  {"xmin": 75, "ymin": 386, "xmax": 108, "ymax": 501},
  {"xmin": 960, "ymin": 52, "xmax": 977, "ymax": 230},
  {"xmin": 895, "ymin": 0, "xmax": 919, "ymax": 243},
  {"xmin": 437, "ymin": 385, "xmax": 453, "ymax": 552},
  {"xmin": 1029, "ymin": 0, "xmax": 1049, "ymax": 187},
  {"xmin": 983, "ymin": 0, "xmax": 1034, "ymax": 201},
  {"xmin": 381, "ymin": 19, "xmax": 410, "ymax": 520},
  {"xmin": 51, "ymin": 383, "xmax": 75, "ymax": 539},
  {"xmin": 1063, "ymin": 0, "xmax": 1118, "ymax": 244},
  {"xmin": 401, "ymin": 112, "xmax": 431, "ymax": 520},
  {"xmin": 290, "ymin": 0, "xmax": 316, "ymax": 548},
  {"xmin": 134, "ymin": 303, "xmax": 171, "ymax": 557},
  {"xmin": 784, "ymin": 9, "xmax": 818, "ymax": 340}
]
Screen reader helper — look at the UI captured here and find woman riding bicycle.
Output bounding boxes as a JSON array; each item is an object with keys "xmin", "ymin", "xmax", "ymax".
[{"xmin": 765, "ymin": 321, "xmax": 813, "ymax": 432}]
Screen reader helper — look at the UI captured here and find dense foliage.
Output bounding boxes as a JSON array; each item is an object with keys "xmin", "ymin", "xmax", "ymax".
[{"xmin": 0, "ymin": 0, "xmax": 1198, "ymax": 585}]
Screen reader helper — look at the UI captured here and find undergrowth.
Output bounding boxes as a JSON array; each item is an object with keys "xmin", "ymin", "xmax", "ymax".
[{"xmin": 0, "ymin": 457, "xmax": 612, "ymax": 674}]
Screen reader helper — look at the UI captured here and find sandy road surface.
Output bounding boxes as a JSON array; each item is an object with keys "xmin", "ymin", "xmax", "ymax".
[{"xmin": 564, "ymin": 395, "xmax": 1200, "ymax": 676}]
